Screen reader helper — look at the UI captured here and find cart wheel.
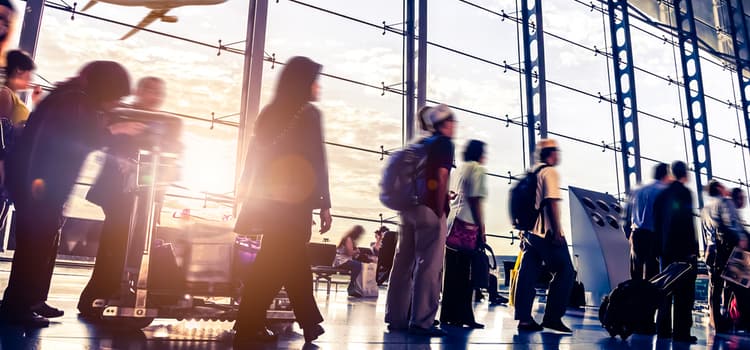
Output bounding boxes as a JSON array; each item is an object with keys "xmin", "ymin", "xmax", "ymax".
[{"xmin": 101, "ymin": 317, "xmax": 156, "ymax": 330}]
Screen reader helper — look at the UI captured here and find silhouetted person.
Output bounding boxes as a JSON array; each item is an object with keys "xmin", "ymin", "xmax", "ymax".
[
  {"xmin": 731, "ymin": 187, "xmax": 746, "ymax": 211},
  {"xmin": 77, "ymin": 77, "xmax": 180, "ymax": 317},
  {"xmin": 441, "ymin": 139, "xmax": 486, "ymax": 329},
  {"xmin": 701, "ymin": 180, "xmax": 747, "ymax": 333},
  {"xmin": 334, "ymin": 225, "xmax": 370, "ymax": 297},
  {"xmin": 233, "ymin": 56, "xmax": 331, "ymax": 345},
  {"xmin": 627, "ymin": 163, "xmax": 669, "ymax": 283},
  {"xmin": 0, "ymin": 61, "xmax": 144, "ymax": 327},
  {"xmin": 385, "ymin": 104, "xmax": 456, "ymax": 337},
  {"xmin": 654, "ymin": 161, "xmax": 698, "ymax": 343},
  {"xmin": 514, "ymin": 139, "xmax": 575, "ymax": 333}
]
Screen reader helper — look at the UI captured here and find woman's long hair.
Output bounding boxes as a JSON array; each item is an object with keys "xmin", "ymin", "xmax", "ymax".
[
  {"xmin": 253, "ymin": 56, "xmax": 321, "ymax": 143},
  {"xmin": 338, "ymin": 225, "xmax": 365, "ymax": 248}
]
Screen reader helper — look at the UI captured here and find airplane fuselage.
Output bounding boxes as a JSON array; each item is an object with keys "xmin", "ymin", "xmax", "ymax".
[{"xmin": 95, "ymin": 0, "xmax": 226, "ymax": 10}]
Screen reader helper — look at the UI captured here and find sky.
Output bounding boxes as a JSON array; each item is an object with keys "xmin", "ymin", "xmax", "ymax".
[{"xmin": 6, "ymin": 0, "xmax": 750, "ymax": 256}]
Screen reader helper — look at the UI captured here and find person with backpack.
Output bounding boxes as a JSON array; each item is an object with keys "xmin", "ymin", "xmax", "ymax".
[
  {"xmin": 384, "ymin": 104, "xmax": 455, "ymax": 337},
  {"xmin": 440, "ymin": 139, "xmax": 486, "ymax": 329},
  {"xmin": 513, "ymin": 138, "xmax": 575, "ymax": 333}
]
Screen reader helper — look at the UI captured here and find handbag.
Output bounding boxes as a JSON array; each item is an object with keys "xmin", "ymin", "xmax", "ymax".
[{"xmin": 446, "ymin": 217, "xmax": 480, "ymax": 251}]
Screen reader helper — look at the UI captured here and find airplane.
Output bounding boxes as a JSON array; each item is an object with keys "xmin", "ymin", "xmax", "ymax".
[{"xmin": 80, "ymin": 0, "xmax": 228, "ymax": 40}]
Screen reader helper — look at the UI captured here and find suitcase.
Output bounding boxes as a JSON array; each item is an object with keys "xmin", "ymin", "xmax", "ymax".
[{"xmin": 599, "ymin": 262, "xmax": 693, "ymax": 340}]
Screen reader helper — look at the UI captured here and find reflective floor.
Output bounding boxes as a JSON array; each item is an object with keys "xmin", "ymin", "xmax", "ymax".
[{"xmin": 0, "ymin": 261, "xmax": 748, "ymax": 349}]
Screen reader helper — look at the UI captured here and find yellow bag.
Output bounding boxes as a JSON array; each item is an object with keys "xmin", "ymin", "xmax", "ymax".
[{"xmin": 508, "ymin": 250, "xmax": 523, "ymax": 306}]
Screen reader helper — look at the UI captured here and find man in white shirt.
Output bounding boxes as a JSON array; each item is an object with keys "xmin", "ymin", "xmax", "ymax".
[{"xmin": 514, "ymin": 139, "xmax": 575, "ymax": 333}]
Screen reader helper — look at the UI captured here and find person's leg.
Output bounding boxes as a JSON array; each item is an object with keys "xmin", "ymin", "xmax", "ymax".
[
  {"xmin": 79, "ymin": 195, "xmax": 135, "ymax": 308},
  {"xmin": 672, "ymin": 262, "xmax": 697, "ymax": 341},
  {"xmin": 513, "ymin": 235, "xmax": 544, "ymax": 325},
  {"xmin": 410, "ymin": 206, "xmax": 446, "ymax": 329},
  {"xmin": 644, "ymin": 230, "xmax": 660, "ymax": 280},
  {"xmin": 656, "ymin": 257, "xmax": 673, "ymax": 337},
  {"xmin": 339, "ymin": 260, "xmax": 363, "ymax": 296},
  {"xmin": 385, "ymin": 210, "xmax": 417, "ymax": 329},
  {"xmin": 456, "ymin": 250, "xmax": 478, "ymax": 325},
  {"xmin": 234, "ymin": 232, "xmax": 287, "ymax": 335},
  {"xmin": 708, "ymin": 269, "xmax": 726, "ymax": 330},
  {"xmin": 440, "ymin": 248, "xmax": 459, "ymax": 324},
  {"xmin": 630, "ymin": 229, "xmax": 644, "ymax": 280},
  {"xmin": 541, "ymin": 239, "xmax": 575, "ymax": 327}
]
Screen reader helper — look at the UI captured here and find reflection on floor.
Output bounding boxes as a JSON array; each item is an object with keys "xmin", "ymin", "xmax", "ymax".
[{"xmin": 0, "ymin": 261, "xmax": 748, "ymax": 349}]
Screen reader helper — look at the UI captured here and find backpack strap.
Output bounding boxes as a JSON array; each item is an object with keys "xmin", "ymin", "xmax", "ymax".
[{"xmin": 533, "ymin": 164, "xmax": 551, "ymax": 234}]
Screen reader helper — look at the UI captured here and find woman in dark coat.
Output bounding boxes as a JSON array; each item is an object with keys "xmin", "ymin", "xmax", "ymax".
[
  {"xmin": 0, "ymin": 61, "xmax": 144, "ymax": 327},
  {"xmin": 233, "ymin": 56, "xmax": 332, "ymax": 344}
]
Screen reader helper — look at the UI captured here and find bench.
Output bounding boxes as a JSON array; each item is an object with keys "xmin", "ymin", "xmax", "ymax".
[{"xmin": 307, "ymin": 242, "xmax": 350, "ymax": 295}]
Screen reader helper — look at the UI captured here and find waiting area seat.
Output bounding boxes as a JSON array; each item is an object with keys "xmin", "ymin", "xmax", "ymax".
[{"xmin": 307, "ymin": 242, "xmax": 350, "ymax": 295}]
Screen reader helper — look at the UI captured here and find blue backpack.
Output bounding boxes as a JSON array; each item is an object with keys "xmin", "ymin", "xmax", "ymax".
[{"xmin": 379, "ymin": 136, "xmax": 436, "ymax": 211}]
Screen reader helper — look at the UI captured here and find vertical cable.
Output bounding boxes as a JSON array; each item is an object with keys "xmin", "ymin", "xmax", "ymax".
[
  {"xmin": 666, "ymin": 4, "xmax": 692, "ymax": 164},
  {"xmin": 515, "ymin": 0, "xmax": 527, "ymax": 169},
  {"xmin": 600, "ymin": 1, "xmax": 623, "ymax": 201},
  {"xmin": 729, "ymin": 69, "xmax": 750, "ymax": 193}
]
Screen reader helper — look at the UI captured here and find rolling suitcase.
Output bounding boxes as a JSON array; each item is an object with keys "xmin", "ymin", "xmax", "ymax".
[{"xmin": 599, "ymin": 261, "xmax": 693, "ymax": 340}]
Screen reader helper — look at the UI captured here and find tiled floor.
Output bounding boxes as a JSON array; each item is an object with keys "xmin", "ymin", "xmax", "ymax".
[{"xmin": 0, "ymin": 261, "xmax": 748, "ymax": 349}]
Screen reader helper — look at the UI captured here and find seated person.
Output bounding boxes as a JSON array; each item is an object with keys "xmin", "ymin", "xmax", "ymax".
[
  {"xmin": 333, "ymin": 225, "xmax": 372, "ymax": 297},
  {"xmin": 371, "ymin": 226, "xmax": 387, "ymax": 256}
]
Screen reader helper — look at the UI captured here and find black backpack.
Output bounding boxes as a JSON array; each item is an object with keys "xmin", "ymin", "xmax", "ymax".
[{"xmin": 508, "ymin": 165, "xmax": 548, "ymax": 231}]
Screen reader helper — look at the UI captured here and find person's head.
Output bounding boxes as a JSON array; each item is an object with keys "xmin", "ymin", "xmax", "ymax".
[
  {"xmin": 707, "ymin": 179, "xmax": 727, "ymax": 198},
  {"xmin": 732, "ymin": 188, "xmax": 746, "ymax": 209},
  {"xmin": 671, "ymin": 161, "xmax": 688, "ymax": 183},
  {"xmin": 339, "ymin": 225, "xmax": 366, "ymax": 247},
  {"xmin": 427, "ymin": 104, "xmax": 456, "ymax": 138},
  {"xmin": 0, "ymin": 0, "xmax": 15, "ymax": 53},
  {"xmin": 4, "ymin": 50, "xmax": 35, "ymax": 91},
  {"xmin": 134, "ymin": 76, "xmax": 165, "ymax": 110},
  {"xmin": 274, "ymin": 56, "xmax": 322, "ymax": 107},
  {"xmin": 77, "ymin": 61, "xmax": 131, "ymax": 110},
  {"xmin": 653, "ymin": 163, "xmax": 669, "ymax": 182},
  {"xmin": 463, "ymin": 139, "xmax": 486, "ymax": 164},
  {"xmin": 417, "ymin": 106, "xmax": 434, "ymax": 133},
  {"xmin": 536, "ymin": 139, "xmax": 560, "ymax": 166}
]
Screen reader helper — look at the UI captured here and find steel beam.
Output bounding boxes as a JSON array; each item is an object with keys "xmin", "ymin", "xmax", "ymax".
[
  {"xmin": 405, "ymin": 0, "xmax": 416, "ymax": 142},
  {"xmin": 18, "ymin": 0, "xmax": 45, "ymax": 59},
  {"xmin": 607, "ymin": 0, "xmax": 642, "ymax": 192},
  {"xmin": 521, "ymin": 0, "xmax": 548, "ymax": 165},
  {"xmin": 673, "ymin": 0, "xmax": 713, "ymax": 208},
  {"xmin": 235, "ymin": 0, "xmax": 268, "ymax": 211},
  {"xmin": 417, "ymin": 0, "xmax": 427, "ymax": 110},
  {"xmin": 726, "ymin": 0, "xmax": 750, "ymax": 172}
]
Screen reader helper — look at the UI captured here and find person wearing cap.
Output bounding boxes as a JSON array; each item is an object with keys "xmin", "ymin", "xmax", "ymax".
[
  {"xmin": 514, "ymin": 138, "xmax": 575, "ymax": 333},
  {"xmin": 0, "ymin": 61, "xmax": 146, "ymax": 327},
  {"xmin": 653, "ymin": 161, "xmax": 698, "ymax": 343},
  {"xmin": 385, "ymin": 104, "xmax": 455, "ymax": 337},
  {"xmin": 701, "ymin": 179, "xmax": 748, "ymax": 332}
]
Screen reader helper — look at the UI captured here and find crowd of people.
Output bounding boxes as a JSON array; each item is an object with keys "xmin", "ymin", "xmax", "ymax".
[{"xmin": 0, "ymin": 4, "xmax": 744, "ymax": 343}]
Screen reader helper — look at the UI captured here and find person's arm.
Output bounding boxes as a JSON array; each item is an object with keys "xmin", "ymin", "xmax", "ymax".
[
  {"xmin": 722, "ymin": 200, "xmax": 748, "ymax": 250},
  {"xmin": 308, "ymin": 108, "xmax": 332, "ymax": 233},
  {"xmin": 468, "ymin": 196, "xmax": 484, "ymax": 242},
  {"xmin": 344, "ymin": 237, "xmax": 358, "ymax": 258},
  {"xmin": 546, "ymin": 199, "xmax": 564, "ymax": 245},
  {"xmin": 436, "ymin": 167, "xmax": 449, "ymax": 218}
]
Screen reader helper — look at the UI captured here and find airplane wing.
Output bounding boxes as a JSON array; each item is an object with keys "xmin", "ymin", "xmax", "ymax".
[
  {"xmin": 120, "ymin": 9, "xmax": 169, "ymax": 40},
  {"xmin": 81, "ymin": 1, "xmax": 98, "ymax": 12}
]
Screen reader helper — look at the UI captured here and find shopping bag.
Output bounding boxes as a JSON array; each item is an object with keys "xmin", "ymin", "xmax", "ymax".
[{"xmin": 357, "ymin": 262, "xmax": 379, "ymax": 297}]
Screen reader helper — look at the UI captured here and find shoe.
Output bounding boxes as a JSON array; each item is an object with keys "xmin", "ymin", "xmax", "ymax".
[
  {"xmin": 465, "ymin": 321, "xmax": 485, "ymax": 329},
  {"xmin": 30, "ymin": 302, "xmax": 64, "ymax": 318},
  {"xmin": 303, "ymin": 324, "xmax": 325, "ymax": 343},
  {"xmin": 673, "ymin": 335, "xmax": 698, "ymax": 344},
  {"xmin": 517, "ymin": 320, "xmax": 544, "ymax": 332},
  {"xmin": 408, "ymin": 325, "xmax": 447, "ymax": 337},
  {"xmin": 233, "ymin": 327, "xmax": 277, "ymax": 344},
  {"xmin": 541, "ymin": 320, "xmax": 572, "ymax": 333},
  {"xmin": 0, "ymin": 311, "xmax": 50, "ymax": 328}
]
